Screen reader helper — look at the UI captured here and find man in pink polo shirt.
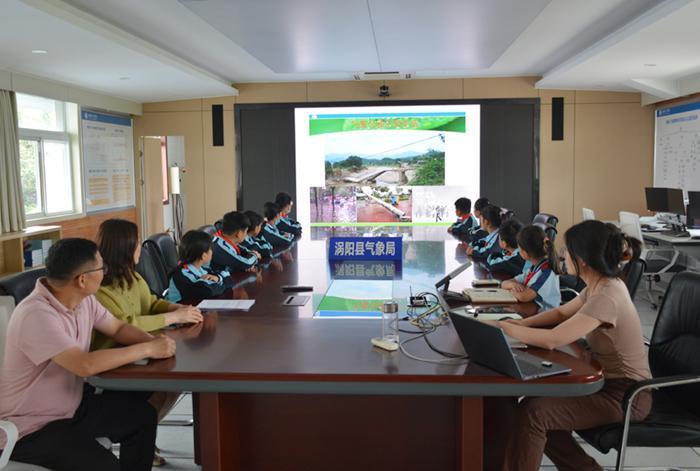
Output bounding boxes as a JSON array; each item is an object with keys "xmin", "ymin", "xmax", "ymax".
[{"xmin": 0, "ymin": 238, "xmax": 176, "ymax": 471}]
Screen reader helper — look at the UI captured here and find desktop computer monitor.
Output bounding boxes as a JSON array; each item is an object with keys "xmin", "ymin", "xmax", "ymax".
[
  {"xmin": 645, "ymin": 187, "xmax": 668, "ymax": 212},
  {"xmin": 667, "ymin": 188, "xmax": 686, "ymax": 215},
  {"xmin": 687, "ymin": 191, "xmax": 700, "ymax": 229},
  {"xmin": 644, "ymin": 187, "xmax": 685, "ymax": 215}
]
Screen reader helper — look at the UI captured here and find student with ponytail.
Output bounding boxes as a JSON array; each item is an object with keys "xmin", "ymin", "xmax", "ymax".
[
  {"xmin": 501, "ymin": 224, "xmax": 560, "ymax": 310},
  {"xmin": 485, "ymin": 220, "xmax": 652, "ymax": 471}
]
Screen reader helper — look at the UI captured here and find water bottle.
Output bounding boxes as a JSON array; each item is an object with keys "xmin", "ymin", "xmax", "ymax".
[{"xmin": 381, "ymin": 300, "xmax": 399, "ymax": 344}]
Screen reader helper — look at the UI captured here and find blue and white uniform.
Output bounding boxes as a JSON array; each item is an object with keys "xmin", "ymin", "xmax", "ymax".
[
  {"xmin": 515, "ymin": 259, "xmax": 561, "ymax": 311},
  {"xmin": 276, "ymin": 212, "xmax": 302, "ymax": 236},
  {"xmin": 469, "ymin": 229, "xmax": 500, "ymax": 261},
  {"xmin": 241, "ymin": 234, "xmax": 273, "ymax": 258},
  {"xmin": 450, "ymin": 213, "xmax": 478, "ymax": 236},
  {"xmin": 166, "ymin": 263, "xmax": 232, "ymax": 303},
  {"xmin": 262, "ymin": 222, "xmax": 294, "ymax": 247},
  {"xmin": 211, "ymin": 231, "xmax": 258, "ymax": 272},
  {"xmin": 485, "ymin": 248, "xmax": 525, "ymax": 278}
]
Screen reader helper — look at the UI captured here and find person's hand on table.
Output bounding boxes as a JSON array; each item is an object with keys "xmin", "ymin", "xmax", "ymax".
[
  {"xmin": 465, "ymin": 246, "xmax": 474, "ymax": 256},
  {"xmin": 447, "ymin": 226, "xmax": 453, "ymax": 233},
  {"xmin": 201, "ymin": 273, "xmax": 220, "ymax": 282},
  {"xmin": 147, "ymin": 334, "xmax": 176, "ymax": 359},
  {"xmin": 245, "ymin": 265, "xmax": 259, "ymax": 273},
  {"xmin": 509, "ymin": 283, "xmax": 527, "ymax": 293},
  {"xmin": 166, "ymin": 306, "xmax": 203, "ymax": 325},
  {"xmin": 252, "ymin": 250, "xmax": 262, "ymax": 259}
]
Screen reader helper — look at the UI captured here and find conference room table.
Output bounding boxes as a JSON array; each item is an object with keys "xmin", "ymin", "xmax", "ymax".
[{"xmin": 90, "ymin": 235, "xmax": 603, "ymax": 471}]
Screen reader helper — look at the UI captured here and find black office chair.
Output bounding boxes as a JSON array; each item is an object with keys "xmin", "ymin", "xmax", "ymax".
[
  {"xmin": 532, "ymin": 212, "xmax": 559, "ymax": 228},
  {"xmin": 500, "ymin": 209, "xmax": 515, "ymax": 221},
  {"xmin": 621, "ymin": 258, "xmax": 646, "ymax": 300},
  {"xmin": 147, "ymin": 233, "xmax": 179, "ymax": 275},
  {"xmin": 533, "ymin": 221, "xmax": 557, "ymax": 244},
  {"xmin": 198, "ymin": 225, "xmax": 217, "ymax": 236},
  {"xmin": 135, "ymin": 240, "xmax": 169, "ymax": 297},
  {"xmin": 0, "ymin": 268, "xmax": 47, "ymax": 305},
  {"xmin": 577, "ymin": 271, "xmax": 700, "ymax": 471}
]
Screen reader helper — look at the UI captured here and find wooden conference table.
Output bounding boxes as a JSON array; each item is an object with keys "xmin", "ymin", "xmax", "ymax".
[{"xmin": 90, "ymin": 237, "xmax": 603, "ymax": 471}]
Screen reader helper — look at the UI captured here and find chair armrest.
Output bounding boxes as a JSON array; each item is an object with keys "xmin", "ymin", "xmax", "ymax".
[
  {"xmin": 621, "ymin": 374, "xmax": 700, "ymax": 414},
  {"xmin": 560, "ymin": 287, "xmax": 580, "ymax": 297},
  {"xmin": 0, "ymin": 420, "xmax": 19, "ymax": 469},
  {"xmin": 643, "ymin": 249, "xmax": 680, "ymax": 274}
]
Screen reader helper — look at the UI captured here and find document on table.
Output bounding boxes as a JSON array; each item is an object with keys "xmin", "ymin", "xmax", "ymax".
[{"xmin": 197, "ymin": 299, "xmax": 255, "ymax": 311}]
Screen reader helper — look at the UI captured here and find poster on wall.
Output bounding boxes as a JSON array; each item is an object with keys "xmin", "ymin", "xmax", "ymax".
[{"xmin": 81, "ymin": 109, "xmax": 135, "ymax": 213}]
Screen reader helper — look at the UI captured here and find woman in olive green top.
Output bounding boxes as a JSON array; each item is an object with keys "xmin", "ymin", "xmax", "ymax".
[
  {"xmin": 92, "ymin": 219, "xmax": 202, "ymax": 350},
  {"xmin": 92, "ymin": 219, "xmax": 202, "ymax": 467}
]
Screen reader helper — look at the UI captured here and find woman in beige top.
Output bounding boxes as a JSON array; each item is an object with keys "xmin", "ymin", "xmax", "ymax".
[{"xmin": 485, "ymin": 220, "xmax": 652, "ymax": 471}]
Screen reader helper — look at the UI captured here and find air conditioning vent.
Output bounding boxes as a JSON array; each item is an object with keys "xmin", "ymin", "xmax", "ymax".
[{"xmin": 353, "ymin": 71, "xmax": 414, "ymax": 81}]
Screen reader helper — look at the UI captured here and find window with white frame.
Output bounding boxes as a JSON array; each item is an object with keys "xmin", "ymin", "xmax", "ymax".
[{"xmin": 17, "ymin": 94, "xmax": 79, "ymax": 219}]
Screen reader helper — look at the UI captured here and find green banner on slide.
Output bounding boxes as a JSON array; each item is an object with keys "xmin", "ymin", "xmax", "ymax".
[
  {"xmin": 316, "ymin": 295, "xmax": 387, "ymax": 312},
  {"xmin": 309, "ymin": 115, "xmax": 465, "ymax": 136}
]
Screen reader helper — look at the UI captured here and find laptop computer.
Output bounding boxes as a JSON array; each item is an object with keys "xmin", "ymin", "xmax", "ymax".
[
  {"xmin": 450, "ymin": 312, "xmax": 571, "ymax": 380},
  {"xmin": 435, "ymin": 289, "xmax": 569, "ymax": 380}
]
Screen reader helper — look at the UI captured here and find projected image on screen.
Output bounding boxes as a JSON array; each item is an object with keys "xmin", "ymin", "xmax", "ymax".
[
  {"xmin": 324, "ymin": 130, "xmax": 447, "ymax": 187},
  {"xmin": 295, "ymin": 105, "xmax": 480, "ymax": 227}
]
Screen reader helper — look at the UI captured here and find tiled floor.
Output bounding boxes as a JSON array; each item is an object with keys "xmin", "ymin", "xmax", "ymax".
[{"xmin": 151, "ymin": 287, "xmax": 700, "ymax": 470}]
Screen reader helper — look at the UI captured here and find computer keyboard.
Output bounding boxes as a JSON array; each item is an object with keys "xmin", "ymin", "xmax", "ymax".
[
  {"xmin": 517, "ymin": 359, "xmax": 546, "ymax": 377},
  {"xmin": 663, "ymin": 230, "xmax": 690, "ymax": 238}
]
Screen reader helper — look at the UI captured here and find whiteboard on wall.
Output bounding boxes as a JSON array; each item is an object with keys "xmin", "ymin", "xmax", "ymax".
[
  {"xmin": 81, "ymin": 109, "xmax": 136, "ymax": 213},
  {"xmin": 654, "ymin": 101, "xmax": 700, "ymax": 192}
]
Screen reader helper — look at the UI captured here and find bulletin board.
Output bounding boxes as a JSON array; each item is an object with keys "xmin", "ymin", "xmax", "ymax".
[{"xmin": 81, "ymin": 109, "xmax": 136, "ymax": 213}]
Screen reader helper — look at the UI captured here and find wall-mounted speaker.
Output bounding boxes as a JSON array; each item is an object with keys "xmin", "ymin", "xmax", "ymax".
[
  {"xmin": 552, "ymin": 97, "xmax": 564, "ymax": 141},
  {"xmin": 212, "ymin": 104, "xmax": 224, "ymax": 146}
]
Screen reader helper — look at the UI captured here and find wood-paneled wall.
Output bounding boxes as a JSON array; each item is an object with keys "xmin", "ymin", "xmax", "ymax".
[
  {"xmin": 134, "ymin": 77, "xmax": 654, "ymax": 238},
  {"xmin": 52, "ymin": 207, "xmax": 138, "ymax": 241}
]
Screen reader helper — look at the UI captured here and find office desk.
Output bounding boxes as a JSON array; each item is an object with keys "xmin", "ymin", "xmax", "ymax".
[
  {"xmin": 91, "ymin": 239, "xmax": 603, "ymax": 471},
  {"xmin": 642, "ymin": 231, "xmax": 700, "ymax": 269}
]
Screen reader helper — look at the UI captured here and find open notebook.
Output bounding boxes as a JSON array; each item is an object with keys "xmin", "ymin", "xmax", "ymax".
[{"xmin": 461, "ymin": 288, "xmax": 517, "ymax": 303}]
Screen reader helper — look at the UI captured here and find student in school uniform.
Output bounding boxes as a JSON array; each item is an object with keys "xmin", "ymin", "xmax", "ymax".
[
  {"xmin": 166, "ymin": 230, "xmax": 233, "ymax": 303},
  {"xmin": 485, "ymin": 221, "xmax": 650, "ymax": 470},
  {"xmin": 262, "ymin": 202, "xmax": 295, "ymax": 248},
  {"xmin": 484, "ymin": 219, "xmax": 526, "ymax": 277},
  {"xmin": 211, "ymin": 211, "xmax": 259, "ymax": 273},
  {"xmin": 501, "ymin": 224, "xmax": 561, "ymax": 311},
  {"xmin": 447, "ymin": 197, "xmax": 479, "ymax": 237},
  {"xmin": 274, "ymin": 192, "xmax": 302, "ymax": 236},
  {"xmin": 242, "ymin": 210, "xmax": 274, "ymax": 258},
  {"xmin": 467, "ymin": 204, "xmax": 502, "ymax": 261},
  {"xmin": 468, "ymin": 197, "xmax": 490, "ymax": 243}
]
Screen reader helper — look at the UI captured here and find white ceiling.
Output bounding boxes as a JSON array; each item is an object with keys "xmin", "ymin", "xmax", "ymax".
[{"xmin": 1, "ymin": 0, "xmax": 699, "ymax": 103}]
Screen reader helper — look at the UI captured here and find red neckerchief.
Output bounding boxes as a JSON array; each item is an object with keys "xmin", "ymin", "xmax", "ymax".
[
  {"xmin": 281, "ymin": 212, "xmax": 288, "ymax": 218},
  {"xmin": 524, "ymin": 260, "xmax": 549, "ymax": 286},
  {"xmin": 215, "ymin": 230, "xmax": 241, "ymax": 254},
  {"xmin": 459, "ymin": 213, "xmax": 472, "ymax": 222}
]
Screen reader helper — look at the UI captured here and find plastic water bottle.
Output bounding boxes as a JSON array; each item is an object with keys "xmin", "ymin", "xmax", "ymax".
[{"xmin": 381, "ymin": 301, "xmax": 399, "ymax": 344}]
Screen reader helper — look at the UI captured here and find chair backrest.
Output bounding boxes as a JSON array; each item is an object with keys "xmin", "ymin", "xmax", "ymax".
[
  {"xmin": 533, "ymin": 221, "xmax": 558, "ymax": 244},
  {"xmin": 198, "ymin": 225, "xmax": 217, "ymax": 236},
  {"xmin": 135, "ymin": 240, "xmax": 169, "ymax": 297},
  {"xmin": 147, "ymin": 233, "xmax": 179, "ymax": 275},
  {"xmin": 649, "ymin": 271, "xmax": 700, "ymax": 416},
  {"xmin": 0, "ymin": 268, "xmax": 46, "ymax": 306},
  {"xmin": 618, "ymin": 211, "xmax": 644, "ymax": 245},
  {"xmin": 582, "ymin": 208, "xmax": 596, "ymax": 221},
  {"xmin": 0, "ymin": 296, "xmax": 15, "ymax": 369},
  {"xmin": 214, "ymin": 219, "xmax": 223, "ymax": 231},
  {"xmin": 532, "ymin": 213, "xmax": 559, "ymax": 227},
  {"xmin": 500, "ymin": 209, "xmax": 515, "ymax": 222},
  {"xmin": 621, "ymin": 258, "xmax": 646, "ymax": 299}
]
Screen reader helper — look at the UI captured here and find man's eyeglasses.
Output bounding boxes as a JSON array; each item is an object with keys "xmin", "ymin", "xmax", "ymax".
[{"xmin": 76, "ymin": 266, "xmax": 107, "ymax": 278}]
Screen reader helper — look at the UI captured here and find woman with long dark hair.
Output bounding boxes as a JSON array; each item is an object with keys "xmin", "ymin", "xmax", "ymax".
[
  {"xmin": 486, "ymin": 220, "xmax": 651, "ymax": 470},
  {"xmin": 92, "ymin": 219, "xmax": 202, "ymax": 466},
  {"xmin": 92, "ymin": 219, "xmax": 202, "ymax": 351}
]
